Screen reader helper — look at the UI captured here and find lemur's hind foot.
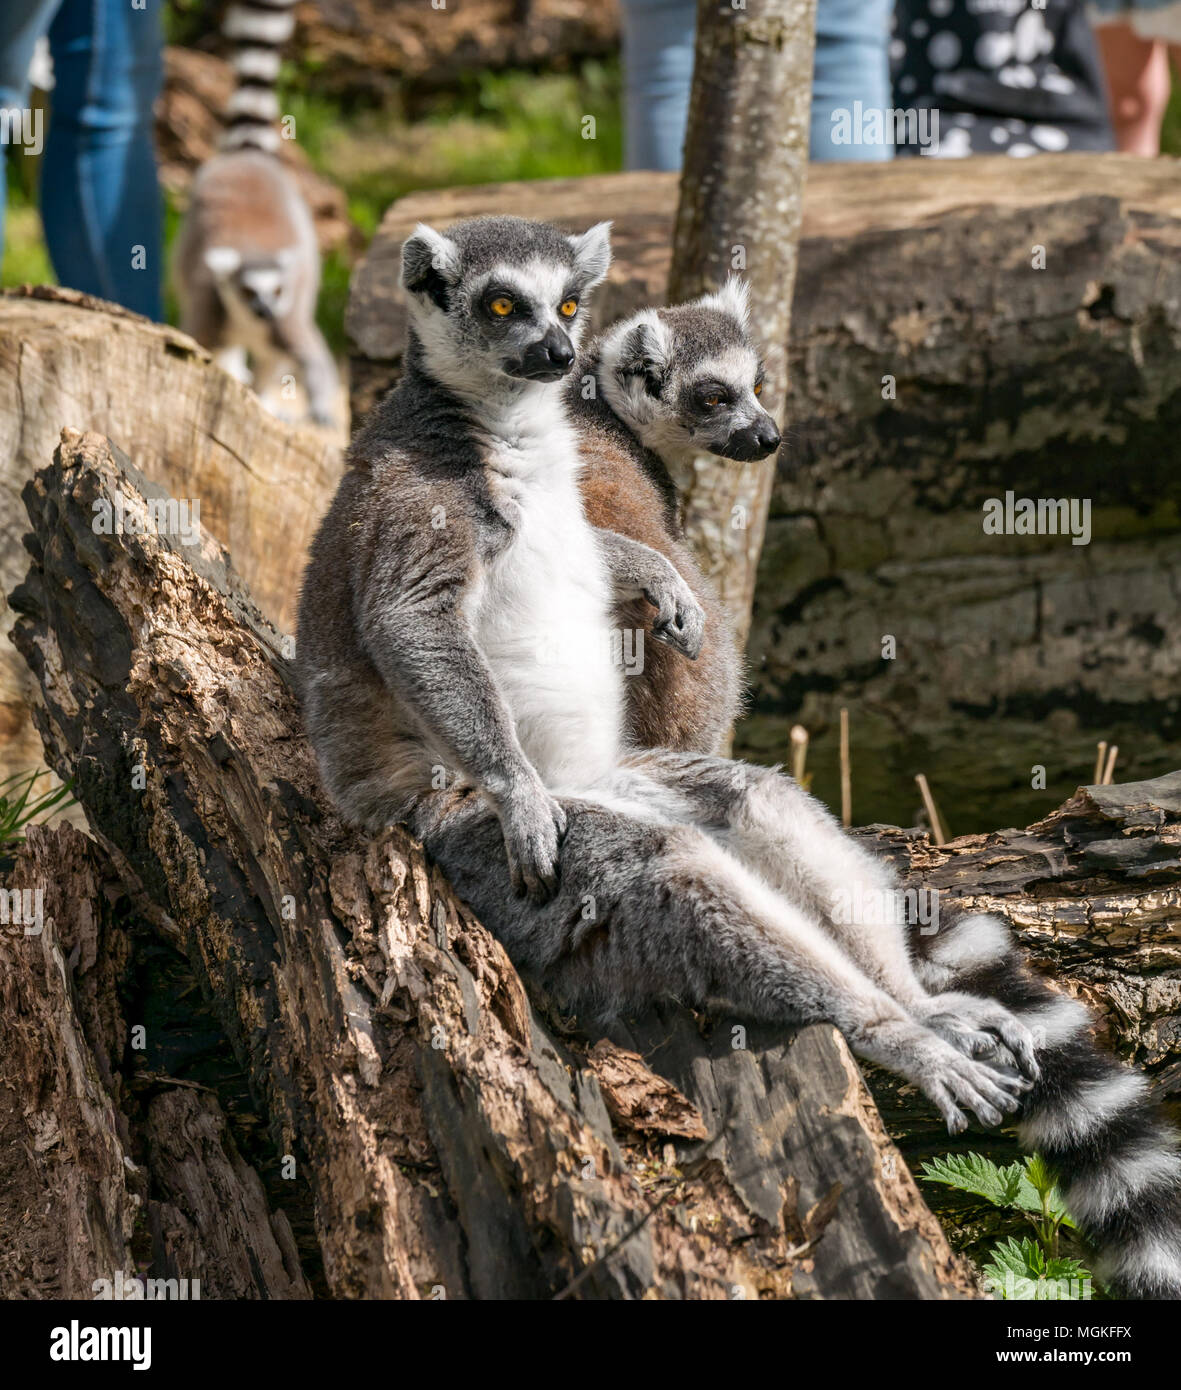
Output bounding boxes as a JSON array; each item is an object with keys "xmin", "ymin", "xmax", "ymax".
[
  {"xmin": 851, "ymin": 1016, "xmax": 1032, "ymax": 1134},
  {"xmin": 917, "ymin": 990, "xmax": 1040, "ymax": 1080}
]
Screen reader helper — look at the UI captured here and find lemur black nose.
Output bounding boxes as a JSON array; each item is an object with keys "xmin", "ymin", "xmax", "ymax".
[
  {"xmin": 542, "ymin": 329, "xmax": 575, "ymax": 369},
  {"xmin": 515, "ymin": 326, "xmax": 576, "ymax": 379},
  {"xmin": 755, "ymin": 419, "xmax": 781, "ymax": 452}
]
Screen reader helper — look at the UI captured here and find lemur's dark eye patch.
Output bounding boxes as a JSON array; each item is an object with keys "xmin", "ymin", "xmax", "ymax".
[{"xmin": 695, "ymin": 382, "xmax": 730, "ymax": 410}]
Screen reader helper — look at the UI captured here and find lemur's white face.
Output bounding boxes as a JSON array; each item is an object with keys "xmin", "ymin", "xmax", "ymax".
[
  {"xmin": 400, "ymin": 217, "xmax": 611, "ymax": 396},
  {"xmin": 205, "ymin": 245, "xmax": 297, "ymax": 324},
  {"xmin": 600, "ymin": 279, "xmax": 781, "ymax": 464}
]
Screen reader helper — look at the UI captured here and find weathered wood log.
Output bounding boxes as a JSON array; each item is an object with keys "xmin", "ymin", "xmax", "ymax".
[
  {"xmin": 347, "ymin": 155, "xmax": 1181, "ymax": 832},
  {"xmin": 0, "ymin": 824, "xmax": 311, "ymax": 1298},
  {"xmin": 291, "ymin": 0, "xmax": 620, "ymax": 95},
  {"xmin": 0, "ymin": 286, "xmax": 342, "ymax": 797},
  {"xmin": 7, "ymin": 428, "xmax": 975, "ymax": 1298}
]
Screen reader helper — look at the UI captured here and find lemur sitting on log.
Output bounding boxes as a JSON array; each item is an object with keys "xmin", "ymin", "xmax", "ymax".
[{"xmin": 296, "ymin": 215, "xmax": 1181, "ymax": 1297}]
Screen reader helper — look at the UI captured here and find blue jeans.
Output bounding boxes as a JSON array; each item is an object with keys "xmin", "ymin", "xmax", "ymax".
[
  {"xmin": 0, "ymin": 0, "xmax": 163, "ymax": 319},
  {"xmin": 620, "ymin": 0, "xmax": 894, "ymax": 169}
]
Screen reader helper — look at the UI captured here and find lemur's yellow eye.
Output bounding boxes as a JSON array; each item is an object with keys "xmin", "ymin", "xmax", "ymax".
[
  {"xmin": 489, "ymin": 296, "xmax": 514, "ymax": 317},
  {"xmin": 559, "ymin": 298, "xmax": 578, "ymax": 318},
  {"xmin": 703, "ymin": 395, "xmax": 722, "ymax": 409},
  {"xmin": 753, "ymin": 382, "xmax": 763, "ymax": 397}
]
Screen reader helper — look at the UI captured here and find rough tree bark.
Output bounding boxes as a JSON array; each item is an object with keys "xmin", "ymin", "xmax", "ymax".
[
  {"xmin": 0, "ymin": 286, "xmax": 342, "ymax": 798},
  {"xmin": 4, "ymin": 429, "xmax": 974, "ymax": 1299},
  {"xmin": 0, "ymin": 824, "xmax": 311, "ymax": 1298},
  {"xmin": 665, "ymin": 0, "xmax": 816, "ymax": 647}
]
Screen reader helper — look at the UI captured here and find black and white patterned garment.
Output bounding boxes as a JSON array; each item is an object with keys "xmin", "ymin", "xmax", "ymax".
[{"xmin": 890, "ymin": 0, "xmax": 1115, "ymax": 157}]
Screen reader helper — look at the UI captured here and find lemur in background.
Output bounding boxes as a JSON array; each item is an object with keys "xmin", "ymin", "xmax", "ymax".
[
  {"xmin": 296, "ymin": 215, "xmax": 1181, "ymax": 1298},
  {"xmin": 570, "ymin": 279, "xmax": 778, "ymax": 753},
  {"xmin": 172, "ymin": 0, "xmax": 338, "ymax": 426}
]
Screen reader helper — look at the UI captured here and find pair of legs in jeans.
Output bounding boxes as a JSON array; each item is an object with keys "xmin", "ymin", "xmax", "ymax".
[
  {"xmin": 619, "ymin": 0, "xmax": 894, "ymax": 168},
  {"xmin": 0, "ymin": 0, "xmax": 162, "ymax": 318}
]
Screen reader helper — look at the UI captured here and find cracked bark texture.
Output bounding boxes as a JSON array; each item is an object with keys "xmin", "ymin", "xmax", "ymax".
[
  {"xmin": 346, "ymin": 156, "xmax": 1181, "ymax": 831},
  {"xmin": 665, "ymin": 0, "xmax": 816, "ymax": 651},
  {"xmin": 5, "ymin": 429, "xmax": 975, "ymax": 1299},
  {"xmin": 0, "ymin": 285, "xmax": 342, "ymax": 800},
  {"xmin": 0, "ymin": 824, "xmax": 310, "ymax": 1298}
]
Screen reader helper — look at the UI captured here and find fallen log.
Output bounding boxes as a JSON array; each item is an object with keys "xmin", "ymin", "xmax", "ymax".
[
  {"xmin": 0, "ymin": 286, "xmax": 342, "ymax": 796},
  {"xmin": 347, "ymin": 155, "xmax": 1181, "ymax": 833},
  {"xmin": 5, "ymin": 428, "xmax": 975, "ymax": 1298},
  {"xmin": 0, "ymin": 824, "xmax": 310, "ymax": 1298}
]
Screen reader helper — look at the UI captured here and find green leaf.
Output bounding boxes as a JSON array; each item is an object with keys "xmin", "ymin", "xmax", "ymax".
[
  {"xmin": 919, "ymin": 1151, "xmax": 1076, "ymax": 1228},
  {"xmin": 919, "ymin": 1152, "xmax": 1028, "ymax": 1209},
  {"xmin": 983, "ymin": 1237, "xmax": 1092, "ymax": 1300},
  {"xmin": 0, "ymin": 770, "xmax": 76, "ymax": 853},
  {"xmin": 1020, "ymin": 1156, "xmax": 1077, "ymax": 1230}
]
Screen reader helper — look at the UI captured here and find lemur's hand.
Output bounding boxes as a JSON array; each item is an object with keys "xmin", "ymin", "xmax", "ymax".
[
  {"xmin": 498, "ymin": 775, "xmax": 567, "ymax": 904},
  {"xmin": 642, "ymin": 561, "xmax": 705, "ymax": 661}
]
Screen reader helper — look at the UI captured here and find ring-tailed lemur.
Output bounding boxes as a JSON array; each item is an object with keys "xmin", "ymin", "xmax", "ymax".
[
  {"xmin": 570, "ymin": 279, "xmax": 778, "ymax": 753},
  {"xmin": 296, "ymin": 216, "xmax": 1180, "ymax": 1296},
  {"xmin": 298, "ymin": 214, "xmax": 1034, "ymax": 1135},
  {"xmin": 172, "ymin": 0, "xmax": 339, "ymax": 426}
]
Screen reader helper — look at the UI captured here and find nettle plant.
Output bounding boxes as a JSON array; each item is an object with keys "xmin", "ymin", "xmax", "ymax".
[{"xmin": 920, "ymin": 1152, "xmax": 1096, "ymax": 1300}]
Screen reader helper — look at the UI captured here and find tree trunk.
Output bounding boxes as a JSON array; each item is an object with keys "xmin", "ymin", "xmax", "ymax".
[
  {"xmin": 665, "ymin": 0, "xmax": 815, "ymax": 649},
  {"xmin": 4, "ymin": 428, "xmax": 975, "ymax": 1299}
]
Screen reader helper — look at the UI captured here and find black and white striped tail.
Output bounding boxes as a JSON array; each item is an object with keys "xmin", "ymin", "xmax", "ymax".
[
  {"xmin": 218, "ymin": 0, "xmax": 298, "ymax": 154},
  {"xmin": 917, "ymin": 913, "xmax": 1181, "ymax": 1299}
]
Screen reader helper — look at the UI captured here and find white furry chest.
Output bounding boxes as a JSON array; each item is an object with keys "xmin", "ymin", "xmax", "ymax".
[{"xmin": 471, "ymin": 433, "xmax": 623, "ymax": 790}]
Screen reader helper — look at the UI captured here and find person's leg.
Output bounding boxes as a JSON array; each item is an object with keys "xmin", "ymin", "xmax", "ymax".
[
  {"xmin": 1094, "ymin": 22, "xmax": 1169, "ymax": 155},
  {"xmin": 0, "ymin": 0, "xmax": 62, "ymax": 265},
  {"xmin": 43, "ymin": 0, "xmax": 163, "ymax": 317},
  {"xmin": 618, "ymin": 0, "xmax": 697, "ymax": 171},
  {"xmin": 811, "ymin": 0, "xmax": 894, "ymax": 161}
]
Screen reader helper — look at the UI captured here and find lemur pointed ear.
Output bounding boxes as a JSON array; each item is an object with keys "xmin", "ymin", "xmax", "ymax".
[
  {"xmin": 617, "ymin": 313, "xmax": 671, "ymax": 397},
  {"xmin": 700, "ymin": 275, "xmax": 751, "ymax": 330},
  {"xmin": 400, "ymin": 223, "xmax": 461, "ymax": 297},
  {"xmin": 566, "ymin": 221, "xmax": 612, "ymax": 289}
]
